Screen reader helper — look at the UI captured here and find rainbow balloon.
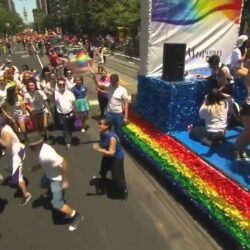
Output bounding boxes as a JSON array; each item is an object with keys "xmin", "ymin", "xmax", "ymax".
[
  {"xmin": 123, "ymin": 110, "xmax": 250, "ymax": 250},
  {"xmin": 76, "ymin": 51, "xmax": 90, "ymax": 67}
]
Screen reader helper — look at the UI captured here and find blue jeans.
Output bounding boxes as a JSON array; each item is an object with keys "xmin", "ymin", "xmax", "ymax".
[
  {"xmin": 57, "ymin": 111, "xmax": 74, "ymax": 144},
  {"xmin": 106, "ymin": 112, "xmax": 124, "ymax": 140}
]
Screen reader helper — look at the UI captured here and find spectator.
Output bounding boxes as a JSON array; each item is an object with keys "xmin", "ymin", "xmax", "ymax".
[
  {"xmin": 93, "ymin": 118, "xmax": 127, "ymax": 199},
  {"xmin": 93, "ymin": 70, "xmax": 110, "ymax": 117},
  {"xmin": 1, "ymin": 85, "xmax": 27, "ymax": 141},
  {"xmin": 64, "ymin": 69, "xmax": 75, "ymax": 90},
  {"xmin": 55, "ymin": 78, "xmax": 76, "ymax": 150},
  {"xmin": 24, "ymin": 80, "xmax": 49, "ymax": 139},
  {"xmin": 71, "ymin": 76, "xmax": 89, "ymax": 132},
  {"xmin": 106, "ymin": 74, "xmax": 128, "ymax": 140},
  {"xmin": 0, "ymin": 117, "xmax": 31, "ymax": 206}
]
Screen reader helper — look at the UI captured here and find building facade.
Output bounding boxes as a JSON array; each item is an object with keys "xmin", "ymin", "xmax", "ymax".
[
  {"xmin": 0, "ymin": 0, "xmax": 16, "ymax": 12},
  {"xmin": 36, "ymin": 0, "xmax": 48, "ymax": 14}
]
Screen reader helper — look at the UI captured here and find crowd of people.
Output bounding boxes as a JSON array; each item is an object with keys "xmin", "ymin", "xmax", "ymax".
[
  {"xmin": 0, "ymin": 31, "xmax": 129, "ymax": 232},
  {"xmin": 191, "ymin": 34, "xmax": 250, "ymax": 161}
]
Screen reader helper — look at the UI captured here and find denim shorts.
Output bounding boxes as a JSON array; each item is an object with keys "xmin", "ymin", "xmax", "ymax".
[{"xmin": 50, "ymin": 180, "xmax": 64, "ymax": 209}]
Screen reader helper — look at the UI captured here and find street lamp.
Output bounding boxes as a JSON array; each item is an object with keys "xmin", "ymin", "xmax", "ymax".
[{"xmin": 5, "ymin": 23, "xmax": 10, "ymax": 35}]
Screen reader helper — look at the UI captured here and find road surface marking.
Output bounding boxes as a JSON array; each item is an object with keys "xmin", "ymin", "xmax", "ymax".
[{"xmin": 14, "ymin": 51, "xmax": 26, "ymax": 55}]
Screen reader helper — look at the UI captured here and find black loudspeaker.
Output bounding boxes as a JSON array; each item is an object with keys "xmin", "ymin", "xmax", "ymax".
[{"xmin": 162, "ymin": 43, "xmax": 186, "ymax": 81}]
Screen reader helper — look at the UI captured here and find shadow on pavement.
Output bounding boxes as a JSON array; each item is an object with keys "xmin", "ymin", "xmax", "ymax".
[
  {"xmin": 81, "ymin": 140, "xmax": 99, "ymax": 145},
  {"xmin": 46, "ymin": 135, "xmax": 80, "ymax": 147},
  {"xmin": 0, "ymin": 198, "xmax": 8, "ymax": 214},
  {"xmin": 1, "ymin": 176, "xmax": 29, "ymax": 198},
  {"xmin": 32, "ymin": 193, "xmax": 71, "ymax": 225},
  {"xmin": 87, "ymin": 177, "xmax": 127, "ymax": 200}
]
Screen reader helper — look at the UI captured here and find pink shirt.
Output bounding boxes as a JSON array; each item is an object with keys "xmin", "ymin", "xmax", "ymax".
[{"xmin": 98, "ymin": 76, "xmax": 110, "ymax": 97}]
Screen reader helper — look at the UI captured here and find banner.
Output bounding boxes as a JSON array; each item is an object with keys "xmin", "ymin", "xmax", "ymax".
[{"xmin": 140, "ymin": 0, "xmax": 244, "ymax": 76}]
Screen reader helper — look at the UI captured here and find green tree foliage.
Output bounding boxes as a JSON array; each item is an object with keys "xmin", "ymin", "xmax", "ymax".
[
  {"xmin": 240, "ymin": 0, "xmax": 250, "ymax": 34},
  {"xmin": 0, "ymin": 4, "xmax": 24, "ymax": 34},
  {"xmin": 34, "ymin": 13, "xmax": 56, "ymax": 32},
  {"xmin": 63, "ymin": 0, "xmax": 140, "ymax": 36}
]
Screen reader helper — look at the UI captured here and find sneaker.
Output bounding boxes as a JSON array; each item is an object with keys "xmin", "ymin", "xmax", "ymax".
[
  {"xmin": 19, "ymin": 192, "xmax": 32, "ymax": 207},
  {"xmin": 81, "ymin": 128, "xmax": 85, "ymax": 133},
  {"xmin": 68, "ymin": 212, "xmax": 84, "ymax": 231},
  {"xmin": 65, "ymin": 144, "xmax": 71, "ymax": 150},
  {"xmin": 240, "ymin": 151, "xmax": 250, "ymax": 161}
]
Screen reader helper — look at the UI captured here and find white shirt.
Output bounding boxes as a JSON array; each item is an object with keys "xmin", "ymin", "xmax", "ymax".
[
  {"xmin": 1, "ymin": 124, "xmax": 24, "ymax": 155},
  {"xmin": 230, "ymin": 48, "xmax": 242, "ymax": 70},
  {"xmin": 199, "ymin": 98, "xmax": 232, "ymax": 132},
  {"xmin": 39, "ymin": 143, "xmax": 63, "ymax": 181},
  {"xmin": 55, "ymin": 89, "xmax": 75, "ymax": 114},
  {"xmin": 107, "ymin": 85, "xmax": 128, "ymax": 113},
  {"xmin": 65, "ymin": 77, "xmax": 75, "ymax": 90},
  {"xmin": 0, "ymin": 84, "xmax": 7, "ymax": 107},
  {"xmin": 24, "ymin": 90, "xmax": 47, "ymax": 113}
]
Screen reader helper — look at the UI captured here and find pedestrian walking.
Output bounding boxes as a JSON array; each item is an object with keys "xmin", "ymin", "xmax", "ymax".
[
  {"xmin": 0, "ymin": 116, "xmax": 31, "ymax": 206},
  {"xmin": 71, "ymin": 76, "xmax": 90, "ymax": 133},
  {"xmin": 27, "ymin": 132, "xmax": 83, "ymax": 231},
  {"xmin": 93, "ymin": 118, "xmax": 127, "ymax": 199},
  {"xmin": 106, "ymin": 74, "xmax": 128, "ymax": 140},
  {"xmin": 92, "ymin": 71, "xmax": 110, "ymax": 117},
  {"xmin": 55, "ymin": 78, "xmax": 76, "ymax": 150}
]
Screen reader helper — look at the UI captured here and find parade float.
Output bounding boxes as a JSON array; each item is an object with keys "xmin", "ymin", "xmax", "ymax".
[{"xmin": 123, "ymin": 1, "xmax": 250, "ymax": 249}]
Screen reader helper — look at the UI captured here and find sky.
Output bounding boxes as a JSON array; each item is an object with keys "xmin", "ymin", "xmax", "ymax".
[{"xmin": 14, "ymin": 0, "xmax": 36, "ymax": 23}]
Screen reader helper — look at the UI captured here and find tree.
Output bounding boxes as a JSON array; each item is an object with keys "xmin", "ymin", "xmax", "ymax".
[
  {"xmin": 0, "ymin": 4, "xmax": 24, "ymax": 34},
  {"xmin": 240, "ymin": 0, "xmax": 250, "ymax": 34},
  {"xmin": 63, "ymin": 0, "xmax": 140, "ymax": 36}
]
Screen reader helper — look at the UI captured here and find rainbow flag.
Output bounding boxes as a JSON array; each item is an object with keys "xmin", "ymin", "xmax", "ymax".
[
  {"xmin": 123, "ymin": 111, "xmax": 250, "ymax": 249},
  {"xmin": 76, "ymin": 51, "xmax": 90, "ymax": 67}
]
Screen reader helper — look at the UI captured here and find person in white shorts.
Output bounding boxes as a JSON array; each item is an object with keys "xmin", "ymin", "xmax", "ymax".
[
  {"xmin": 0, "ymin": 116, "xmax": 31, "ymax": 206},
  {"xmin": 27, "ymin": 132, "xmax": 83, "ymax": 231}
]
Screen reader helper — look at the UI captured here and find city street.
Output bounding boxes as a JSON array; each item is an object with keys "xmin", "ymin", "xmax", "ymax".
[{"xmin": 0, "ymin": 44, "xmax": 228, "ymax": 250}]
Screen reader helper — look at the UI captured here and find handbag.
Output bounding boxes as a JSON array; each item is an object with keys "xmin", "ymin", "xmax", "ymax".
[
  {"xmin": 25, "ymin": 116, "xmax": 35, "ymax": 132},
  {"xmin": 74, "ymin": 115, "xmax": 83, "ymax": 130}
]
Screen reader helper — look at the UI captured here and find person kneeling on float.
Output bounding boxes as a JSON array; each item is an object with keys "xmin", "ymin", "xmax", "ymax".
[{"xmin": 189, "ymin": 89, "xmax": 233, "ymax": 146}]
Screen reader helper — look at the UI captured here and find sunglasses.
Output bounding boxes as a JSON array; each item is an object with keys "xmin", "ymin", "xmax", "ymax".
[{"xmin": 58, "ymin": 84, "xmax": 65, "ymax": 87}]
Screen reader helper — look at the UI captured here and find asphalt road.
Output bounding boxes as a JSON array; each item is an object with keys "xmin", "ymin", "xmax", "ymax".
[{"xmin": 0, "ymin": 44, "xmax": 229, "ymax": 250}]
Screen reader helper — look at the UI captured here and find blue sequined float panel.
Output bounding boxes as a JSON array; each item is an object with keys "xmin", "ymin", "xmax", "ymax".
[
  {"xmin": 173, "ymin": 128, "xmax": 250, "ymax": 191},
  {"xmin": 136, "ymin": 75, "xmax": 246, "ymax": 133}
]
